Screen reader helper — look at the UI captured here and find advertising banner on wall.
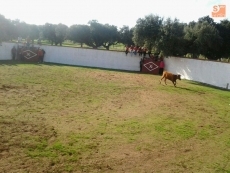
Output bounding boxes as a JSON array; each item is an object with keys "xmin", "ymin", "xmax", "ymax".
[
  {"xmin": 16, "ymin": 45, "xmax": 45, "ymax": 62},
  {"xmin": 141, "ymin": 58, "xmax": 160, "ymax": 75}
]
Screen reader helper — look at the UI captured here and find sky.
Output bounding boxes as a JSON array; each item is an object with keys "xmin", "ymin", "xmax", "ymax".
[{"xmin": 0, "ymin": 0, "xmax": 229, "ymax": 28}]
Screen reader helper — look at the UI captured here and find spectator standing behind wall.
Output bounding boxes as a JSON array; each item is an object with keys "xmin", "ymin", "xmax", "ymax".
[
  {"xmin": 26, "ymin": 36, "xmax": 31, "ymax": 47},
  {"xmin": 159, "ymin": 57, "xmax": 165, "ymax": 75},
  {"xmin": 140, "ymin": 58, "xmax": 144, "ymax": 72},
  {"xmin": 129, "ymin": 45, "xmax": 134, "ymax": 56},
  {"xmin": 138, "ymin": 47, "xmax": 142, "ymax": 56},
  {"xmin": 125, "ymin": 45, "xmax": 129, "ymax": 56},
  {"xmin": 37, "ymin": 39, "xmax": 42, "ymax": 46},
  {"xmin": 17, "ymin": 37, "xmax": 22, "ymax": 43},
  {"xmin": 42, "ymin": 49, "xmax": 46, "ymax": 61},
  {"xmin": 133, "ymin": 46, "xmax": 138, "ymax": 55},
  {"xmin": 142, "ymin": 47, "xmax": 147, "ymax": 57},
  {"xmin": 38, "ymin": 48, "xmax": 44, "ymax": 63},
  {"xmin": 11, "ymin": 46, "xmax": 16, "ymax": 60}
]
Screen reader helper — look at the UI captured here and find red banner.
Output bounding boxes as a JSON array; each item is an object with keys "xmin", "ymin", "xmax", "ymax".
[{"xmin": 18, "ymin": 47, "xmax": 41, "ymax": 62}]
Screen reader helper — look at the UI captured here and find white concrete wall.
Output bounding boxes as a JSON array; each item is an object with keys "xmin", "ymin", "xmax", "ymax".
[
  {"xmin": 42, "ymin": 45, "xmax": 141, "ymax": 71},
  {"xmin": 164, "ymin": 57, "xmax": 230, "ymax": 89},
  {"xmin": 1, "ymin": 42, "xmax": 230, "ymax": 89},
  {"xmin": 0, "ymin": 42, "xmax": 14, "ymax": 60}
]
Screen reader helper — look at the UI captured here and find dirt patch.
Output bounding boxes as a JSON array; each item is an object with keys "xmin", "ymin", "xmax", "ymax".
[
  {"xmin": 0, "ymin": 118, "xmax": 57, "ymax": 173},
  {"xmin": 0, "ymin": 84, "xmax": 28, "ymax": 90}
]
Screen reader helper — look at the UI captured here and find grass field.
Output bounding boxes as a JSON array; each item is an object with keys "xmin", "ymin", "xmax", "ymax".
[
  {"xmin": 0, "ymin": 61, "xmax": 230, "ymax": 173},
  {"xmin": 12, "ymin": 40, "xmax": 126, "ymax": 52}
]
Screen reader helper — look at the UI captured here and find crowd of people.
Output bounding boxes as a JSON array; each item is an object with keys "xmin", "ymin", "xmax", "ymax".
[
  {"xmin": 10, "ymin": 36, "xmax": 45, "ymax": 63},
  {"xmin": 125, "ymin": 45, "xmax": 165, "ymax": 75},
  {"xmin": 11, "ymin": 45, "xmax": 45, "ymax": 63},
  {"xmin": 125, "ymin": 45, "xmax": 151, "ymax": 58},
  {"xmin": 125, "ymin": 45, "xmax": 163, "ymax": 61}
]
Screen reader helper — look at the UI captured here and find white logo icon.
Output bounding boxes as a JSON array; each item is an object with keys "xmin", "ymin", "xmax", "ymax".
[
  {"xmin": 22, "ymin": 50, "xmax": 37, "ymax": 59},
  {"xmin": 143, "ymin": 62, "xmax": 158, "ymax": 71}
]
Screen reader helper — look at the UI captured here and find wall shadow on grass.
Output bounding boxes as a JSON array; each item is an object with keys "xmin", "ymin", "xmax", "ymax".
[
  {"xmin": 0, "ymin": 60, "xmax": 142, "ymax": 75},
  {"xmin": 0, "ymin": 60, "xmax": 21, "ymax": 66},
  {"xmin": 187, "ymin": 80, "xmax": 229, "ymax": 91},
  {"xmin": 44, "ymin": 62, "xmax": 142, "ymax": 75}
]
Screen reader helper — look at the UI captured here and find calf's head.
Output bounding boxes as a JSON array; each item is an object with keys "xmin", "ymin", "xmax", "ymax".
[{"xmin": 177, "ymin": 75, "xmax": 181, "ymax": 80}]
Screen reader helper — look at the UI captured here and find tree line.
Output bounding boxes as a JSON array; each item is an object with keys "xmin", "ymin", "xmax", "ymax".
[{"xmin": 0, "ymin": 13, "xmax": 230, "ymax": 60}]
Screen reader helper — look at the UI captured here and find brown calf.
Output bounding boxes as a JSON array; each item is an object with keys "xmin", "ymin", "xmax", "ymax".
[{"xmin": 160, "ymin": 71, "xmax": 181, "ymax": 87}]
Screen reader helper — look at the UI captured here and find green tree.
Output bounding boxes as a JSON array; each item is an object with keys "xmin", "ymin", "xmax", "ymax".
[
  {"xmin": 0, "ymin": 15, "xmax": 7, "ymax": 43},
  {"xmin": 42, "ymin": 23, "xmax": 56, "ymax": 45},
  {"xmin": 37, "ymin": 25, "xmax": 44, "ymax": 40},
  {"xmin": 0, "ymin": 14, "xmax": 14, "ymax": 42},
  {"xmin": 86, "ymin": 20, "xmax": 119, "ymax": 49},
  {"xmin": 196, "ymin": 21, "xmax": 223, "ymax": 60},
  {"xmin": 133, "ymin": 14, "xmax": 163, "ymax": 50},
  {"xmin": 7, "ymin": 19, "xmax": 18, "ymax": 41},
  {"xmin": 198, "ymin": 15, "xmax": 216, "ymax": 26},
  {"xmin": 16, "ymin": 21, "xmax": 30, "ymax": 39},
  {"xmin": 67, "ymin": 24, "xmax": 91, "ymax": 47},
  {"xmin": 158, "ymin": 18, "xmax": 186, "ymax": 57},
  {"xmin": 28, "ymin": 24, "xmax": 39, "ymax": 44},
  {"xmin": 216, "ymin": 20, "xmax": 230, "ymax": 59},
  {"xmin": 184, "ymin": 21, "xmax": 200, "ymax": 58},
  {"xmin": 184, "ymin": 18, "xmax": 223, "ymax": 60},
  {"xmin": 87, "ymin": 20, "xmax": 104, "ymax": 49},
  {"xmin": 102, "ymin": 24, "xmax": 119, "ymax": 50},
  {"xmin": 54, "ymin": 23, "xmax": 68, "ymax": 46},
  {"xmin": 118, "ymin": 25, "xmax": 134, "ymax": 46}
]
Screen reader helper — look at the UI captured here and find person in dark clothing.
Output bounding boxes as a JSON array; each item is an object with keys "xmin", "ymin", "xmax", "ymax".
[
  {"xmin": 38, "ymin": 48, "xmax": 46, "ymax": 63},
  {"xmin": 140, "ymin": 58, "xmax": 143, "ymax": 72},
  {"xmin": 148, "ymin": 50, "xmax": 152, "ymax": 57},
  {"xmin": 143, "ymin": 47, "xmax": 147, "ymax": 57},
  {"xmin": 125, "ymin": 45, "xmax": 129, "ymax": 56},
  {"xmin": 159, "ymin": 57, "xmax": 165, "ymax": 75},
  {"xmin": 138, "ymin": 47, "xmax": 142, "ymax": 56},
  {"xmin": 42, "ymin": 49, "xmax": 45, "ymax": 62},
  {"xmin": 11, "ymin": 46, "xmax": 16, "ymax": 60}
]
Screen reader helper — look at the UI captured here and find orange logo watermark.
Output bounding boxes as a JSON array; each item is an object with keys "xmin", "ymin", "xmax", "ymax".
[{"xmin": 212, "ymin": 5, "xmax": 226, "ymax": 17}]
